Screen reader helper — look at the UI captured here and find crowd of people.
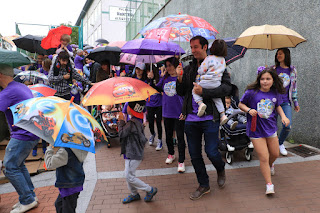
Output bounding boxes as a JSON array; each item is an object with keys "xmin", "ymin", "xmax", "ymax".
[{"xmin": 0, "ymin": 33, "xmax": 300, "ymax": 212}]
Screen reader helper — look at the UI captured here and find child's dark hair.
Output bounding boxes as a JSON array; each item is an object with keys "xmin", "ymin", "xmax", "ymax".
[
  {"xmin": 210, "ymin": 39, "xmax": 227, "ymax": 57},
  {"xmin": 246, "ymin": 67, "xmax": 286, "ymax": 94},
  {"xmin": 145, "ymin": 64, "xmax": 160, "ymax": 83},
  {"xmin": 275, "ymin": 48, "xmax": 291, "ymax": 68},
  {"xmin": 164, "ymin": 57, "xmax": 179, "ymax": 78}
]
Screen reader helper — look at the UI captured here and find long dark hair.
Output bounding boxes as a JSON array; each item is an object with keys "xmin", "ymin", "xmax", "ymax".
[
  {"xmin": 275, "ymin": 48, "xmax": 291, "ymax": 68},
  {"xmin": 246, "ymin": 67, "xmax": 286, "ymax": 94},
  {"xmin": 132, "ymin": 66, "xmax": 147, "ymax": 81},
  {"xmin": 145, "ymin": 64, "xmax": 160, "ymax": 83},
  {"xmin": 164, "ymin": 57, "xmax": 179, "ymax": 78}
]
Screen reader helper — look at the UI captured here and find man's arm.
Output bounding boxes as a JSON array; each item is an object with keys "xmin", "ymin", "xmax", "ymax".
[{"xmin": 201, "ymin": 70, "xmax": 232, "ymax": 99}]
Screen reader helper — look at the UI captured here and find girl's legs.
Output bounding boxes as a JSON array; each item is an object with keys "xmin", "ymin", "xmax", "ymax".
[
  {"xmin": 163, "ymin": 117, "xmax": 175, "ymax": 163},
  {"xmin": 146, "ymin": 106, "xmax": 156, "ymax": 145},
  {"xmin": 155, "ymin": 106, "xmax": 163, "ymax": 141},
  {"xmin": 175, "ymin": 119, "xmax": 186, "ymax": 163},
  {"xmin": 266, "ymin": 136, "xmax": 280, "ymax": 168}
]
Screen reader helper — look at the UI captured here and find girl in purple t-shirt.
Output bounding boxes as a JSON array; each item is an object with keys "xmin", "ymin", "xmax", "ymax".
[
  {"xmin": 239, "ymin": 67, "xmax": 290, "ymax": 195},
  {"xmin": 156, "ymin": 57, "xmax": 186, "ymax": 173}
]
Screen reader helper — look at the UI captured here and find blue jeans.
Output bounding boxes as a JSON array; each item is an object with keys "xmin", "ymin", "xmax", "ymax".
[
  {"xmin": 3, "ymin": 138, "xmax": 39, "ymax": 205},
  {"xmin": 185, "ymin": 120, "xmax": 225, "ymax": 187},
  {"xmin": 278, "ymin": 102, "xmax": 292, "ymax": 145}
]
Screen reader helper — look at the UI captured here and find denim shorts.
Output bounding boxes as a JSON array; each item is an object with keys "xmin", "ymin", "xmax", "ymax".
[{"xmin": 250, "ymin": 132, "xmax": 277, "ymax": 140}]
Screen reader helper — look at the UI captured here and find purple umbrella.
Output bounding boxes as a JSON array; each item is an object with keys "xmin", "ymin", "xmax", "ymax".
[{"xmin": 121, "ymin": 38, "xmax": 185, "ymax": 55}]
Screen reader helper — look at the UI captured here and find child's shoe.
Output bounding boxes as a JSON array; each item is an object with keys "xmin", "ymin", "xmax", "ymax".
[
  {"xmin": 165, "ymin": 154, "xmax": 175, "ymax": 164},
  {"xmin": 144, "ymin": 187, "xmax": 158, "ymax": 202},
  {"xmin": 32, "ymin": 149, "xmax": 37, "ymax": 157},
  {"xmin": 270, "ymin": 163, "xmax": 275, "ymax": 176},
  {"xmin": 178, "ymin": 162, "xmax": 185, "ymax": 173},
  {"xmin": 149, "ymin": 134, "xmax": 156, "ymax": 145},
  {"xmin": 155, "ymin": 139, "xmax": 163, "ymax": 151},
  {"xmin": 265, "ymin": 183, "xmax": 275, "ymax": 195},
  {"xmin": 197, "ymin": 103, "xmax": 207, "ymax": 117},
  {"xmin": 220, "ymin": 114, "xmax": 228, "ymax": 125},
  {"xmin": 279, "ymin": 144, "xmax": 288, "ymax": 156},
  {"xmin": 122, "ymin": 193, "xmax": 141, "ymax": 204},
  {"xmin": 230, "ymin": 121, "xmax": 238, "ymax": 130}
]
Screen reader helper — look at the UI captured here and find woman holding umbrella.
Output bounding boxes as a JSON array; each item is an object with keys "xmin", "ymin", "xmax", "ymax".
[{"xmin": 274, "ymin": 48, "xmax": 300, "ymax": 156}]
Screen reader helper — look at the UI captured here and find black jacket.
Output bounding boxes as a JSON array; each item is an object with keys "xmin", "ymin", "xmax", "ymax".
[{"xmin": 176, "ymin": 58, "xmax": 232, "ymax": 122}]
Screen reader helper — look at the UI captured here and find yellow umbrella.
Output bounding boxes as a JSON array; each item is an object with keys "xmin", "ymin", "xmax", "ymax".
[{"xmin": 235, "ymin": 24, "xmax": 306, "ymax": 65}]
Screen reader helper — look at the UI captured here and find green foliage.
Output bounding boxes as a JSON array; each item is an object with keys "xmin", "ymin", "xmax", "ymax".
[{"xmin": 60, "ymin": 22, "xmax": 79, "ymax": 45}]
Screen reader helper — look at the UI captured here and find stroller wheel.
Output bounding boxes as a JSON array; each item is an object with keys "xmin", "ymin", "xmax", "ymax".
[
  {"xmin": 245, "ymin": 148, "xmax": 252, "ymax": 161},
  {"xmin": 226, "ymin": 152, "xmax": 233, "ymax": 164}
]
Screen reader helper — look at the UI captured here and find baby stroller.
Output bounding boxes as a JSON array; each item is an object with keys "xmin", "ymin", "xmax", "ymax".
[
  {"xmin": 92, "ymin": 104, "xmax": 122, "ymax": 148},
  {"xmin": 219, "ymin": 84, "xmax": 254, "ymax": 164}
]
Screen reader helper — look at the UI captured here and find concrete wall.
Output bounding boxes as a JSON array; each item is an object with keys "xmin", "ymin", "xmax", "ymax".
[{"xmin": 152, "ymin": 0, "xmax": 320, "ymax": 147}]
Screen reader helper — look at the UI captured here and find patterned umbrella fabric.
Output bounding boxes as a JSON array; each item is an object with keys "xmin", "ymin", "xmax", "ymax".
[
  {"xmin": 108, "ymin": 41, "xmax": 127, "ymax": 48},
  {"xmin": 10, "ymin": 96, "xmax": 107, "ymax": 153},
  {"xmin": 139, "ymin": 14, "xmax": 218, "ymax": 42},
  {"xmin": 82, "ymin": 77, "xmax": 158, "ymax": 106},
  {"xmin": 28, "ymin": 84, "xmax": 56, "ymax": 97},
  {"xmin": 14, "ymin": 71, "xmax": 48, "ymax": 84},
  {"xmin": 121, "ymin": 38, "xmax": 185, "ymax": 55},
  {"xmin": 0, "ymin": 48, "xmax": 31, "ymax": 68},
  {"xmin": 41, "ymin": 25, "xmax": 72, "ymax": 49},
  {"xmin": 120, "ymin": 53, "xmax": 172, "ymax": 65}
]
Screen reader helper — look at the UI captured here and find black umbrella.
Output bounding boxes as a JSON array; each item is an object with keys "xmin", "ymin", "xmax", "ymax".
[
  {"xmin": 83, "ymin": 45, "xmax": 94, "ymax": 50},
  {"xmin": 95, "ymin": 38, "xmax": 109, "ymax": 44},
  {"xmin": 13, "ymin": 34, "xmax": 56, "ymax": 55},
  {"xmin": 208, "ymin": 38, "xmax": 247, "ymax": 65},
  {"xmin": 87, "ymin": 46, "xmax": 121, "ymax": 65}
]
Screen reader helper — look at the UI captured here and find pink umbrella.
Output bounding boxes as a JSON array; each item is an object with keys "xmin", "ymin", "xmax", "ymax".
[
  {"xmin": 120, "ymin": 53, "xmax": 172, "ymax": 65},
  {"xmin": 108, "ymin": 41, "xmax": 127, "ymax": 48}
]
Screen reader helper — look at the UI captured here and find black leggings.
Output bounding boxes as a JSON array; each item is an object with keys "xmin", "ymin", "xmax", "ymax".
[
  {"xmin": 146, "ymin": 106, "xmax": 163, "ymax": 140},
  {"xmin": 163, "ymin": 117, "xmax": 185, "ymax": 163},
  {"xmin": 55, "ymin": 192, "xmax": 80, "ymax": 213}
]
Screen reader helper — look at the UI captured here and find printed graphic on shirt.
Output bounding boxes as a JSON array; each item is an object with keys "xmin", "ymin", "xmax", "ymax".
[
  {"xmin": 257, "ymin": 98, "xmax": 275, "ymax": 119},
  {"xmin": 279, "ymin": 73, "xmax": 290, "ymax": 88},
  {"xmin": 163, "ymin": 81, "xmax": 177, "ymax": 97}
]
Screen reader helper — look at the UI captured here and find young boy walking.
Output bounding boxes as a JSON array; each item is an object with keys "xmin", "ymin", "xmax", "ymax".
[
  {"xmin": 44, "ymin": 146, "xmax": 88, "ymax": 212},
  {"xmin": 118, "ymin": 100, "xmax": 158, "ymax": 204}
]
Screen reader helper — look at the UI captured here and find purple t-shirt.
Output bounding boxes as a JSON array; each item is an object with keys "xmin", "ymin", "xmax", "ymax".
[
  {"xmin": 157, "ymin": 76, "xmax": 183, "ymax": 119},
  {"xmin": 40, "ymin": 67, "xmax": 49, "ymax": 75},
  {"xmin": 240, "ymin": 89, "xmax": 283, "ymax": 138},
  {"xmin": 0, "ymin": 81, "xmax": 39, "ymax": 141},
  {"xmin": 146, "ymin": 93, "xmax": 162, "ymax": 107},
  {"xmin": 59, "ymin": 186, "xmax": 83, "ymax": 198},
  {"xmin": 185, "ymin": 97, "xmax": 214, "ymax": 122},
  {"xmin": 74, "ymin": 55, "xmax": 84, "ymax": 70},
  {"xmin": 276, "ymin": 66, "xmax": 291, "ymax": 104},
  {"xmin": 57, "ymin": 44, "xmax": 73, "ymax": 52}
]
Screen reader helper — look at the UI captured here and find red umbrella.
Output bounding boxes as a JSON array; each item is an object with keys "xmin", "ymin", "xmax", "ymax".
[
  {"xmin": 28, "ymin": 84, "xmax": 56, "ymax": 97},
  {"xmin": 41, "ymin": 25, "xmax": 72, "ymax": 49}
]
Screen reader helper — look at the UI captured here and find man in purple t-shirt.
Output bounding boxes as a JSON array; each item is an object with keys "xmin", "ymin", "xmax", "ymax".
[
  {"xmin": 0, "ymin": 64, "xmax": 39, "ymax": 212},
  {"xmin": 176, "ymin": 36, "xmax": 232, "ymax": 200}
]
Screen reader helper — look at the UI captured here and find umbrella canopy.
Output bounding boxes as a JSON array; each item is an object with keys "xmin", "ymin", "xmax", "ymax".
[
  {"xmin": 139, "ymin": 14, "xmax": 218, "ymax": 42},
  {"xmin": 83, "ymin": 45, "xmax": 94, "ymax": 50},
  {"xmin": 95, "ymin": 38, "xmax": 109, "ymax": 44},
  {"xmin": 41, "ymin": 25, "xmax": 72, "ymax": 49},
  {"xmin": 234, "ymin": 24, "xmax": 306, "ymax": 50},
  {"xmin": 82, "ymin": 77, "xmax": 158, "ymax": 106},
  {"xmin": 108, "ymin": 41, "xmax": 127, "ymax": 48},
  {"xmin": 13, "ymin": 34, "xmax": 56, "ymax": 55},
  {"xmin": 121, "ymin": 38, "xmax": 185, "ymax": 55},
  {"xmin": 87, "ymin": 46, "xmax": 121, "ymax": 65},
  {"xmin": 28, "ymin": 84, "xmax": 56, "ymax": 97},
  {"xmin": 10, "ymin": 96, "xmax": 107, "ymax": 153},
  {"xmin": 120, "ymin": 53, "xmax": 172, "ymax": 65},
  {"xmin": 0, "ymin": 49, "xmax": 31, "ymax": 68},
  {"xmin": 14, "ymin": 71, "xmax": 48, "ymax": 84}
]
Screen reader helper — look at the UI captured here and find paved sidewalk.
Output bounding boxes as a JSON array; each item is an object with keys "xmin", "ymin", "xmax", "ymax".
[{"xmin": 1, "ymin": 127, "xmax": 320, "ymax": 213}]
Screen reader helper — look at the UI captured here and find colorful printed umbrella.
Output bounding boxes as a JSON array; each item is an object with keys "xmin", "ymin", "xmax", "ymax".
[
  {"xmin": 0, "ymin": 48, "xmax": 31, "ymax": 68},
  {"xmin": 82, "ymin": 77, "xmax": 158, "ymax": 106},
  {"xmin": 121, "ymin": 38, "xmax": 185, "ymax": 55},
  {"xmin": 108, "ymin": 41, "xmax": 127, "ymax": 48},
  {"xmin": 10, "ymin": 96, "xmax": 107, "ymax": 153},
  {"xmin": 120, "ymin": 53, "xmax": 172, "ymax": 65},
  {"xmin": 41, "ymin": 25, "xmax": 72, "ymax": 49},
  {"xmin": 14, "ymin": 71, "xmax": 48, "ymax": 84},
  {"xmin": 28, "ymin": 84, "xmax": 56, "ymax": 97},
  {"xmin": 139, "ymin": 14, "xmax": 218, "ymax": 42}
]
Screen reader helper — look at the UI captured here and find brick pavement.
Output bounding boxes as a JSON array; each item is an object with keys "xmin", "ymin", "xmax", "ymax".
[{"xmin": 1, "ymin": 125, "xmax": 320, "ymax": 212}]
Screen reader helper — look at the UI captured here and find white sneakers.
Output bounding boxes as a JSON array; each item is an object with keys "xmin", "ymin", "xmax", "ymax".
[
  {"xmin": 197, "ymin": 103, "xmax": 207, "ymax": 117},
  {"xmin": 12, "ymin": 197, "xmax": 38, "ymax": 210},
  {"xmin": 155, "ymin": 139, "xmax": 163, "ymax": 151},
  {"xmin": 265, "ymin": 183, "xmax": 275, "ymax": 195},
  {"xmin": 270, "ymin": 163, "xmax": 275, "ymax": 176},
  {"xmin": 10, "ymin": 200, "xmax": 38, "ymax": 213},
  {"xmin": 279, "ymin": 144, "xmax": 288, "ymax": 156},
  {"xmin": 178, "ymin": 162, "xmax": 185, "ymax": 173},
  {"xmin": 165, "ymin": 155, "xmax": 175, "ymax": 164}
]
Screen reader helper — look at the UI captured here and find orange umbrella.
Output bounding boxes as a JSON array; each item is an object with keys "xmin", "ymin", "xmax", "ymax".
[
  {"xmin": 41, "ymin": 25, "xmax": 72, "ymax": 49},
  {"xmin": 82, "ymin": 77, "xmax": 159, "ymax": 106}
]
